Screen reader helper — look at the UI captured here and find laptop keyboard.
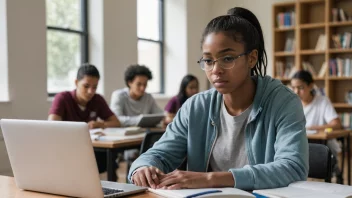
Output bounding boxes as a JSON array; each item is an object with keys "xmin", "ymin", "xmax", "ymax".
[{"xmin": 102, "ymin": 187, "xmax": 124, "ymax": 197}]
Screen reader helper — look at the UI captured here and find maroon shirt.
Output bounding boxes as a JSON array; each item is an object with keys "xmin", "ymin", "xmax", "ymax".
[
  {"xmin": 49, "ymin": 90, "xmax": 114, "ymax": 122},
  {"xmin": 164, "ymin": 96, "xmax": 181, "ymax": 114}
]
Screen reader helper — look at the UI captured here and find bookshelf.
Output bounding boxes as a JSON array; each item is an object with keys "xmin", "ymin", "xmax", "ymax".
[{"xmin": 273, "ymin": 0, "xmax": 352, "ymax": 128}]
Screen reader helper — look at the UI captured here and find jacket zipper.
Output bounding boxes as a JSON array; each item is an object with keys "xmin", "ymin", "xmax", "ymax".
[{"xmin": 206, "ymin": 120, "xmax": 218, "ymax": 171}]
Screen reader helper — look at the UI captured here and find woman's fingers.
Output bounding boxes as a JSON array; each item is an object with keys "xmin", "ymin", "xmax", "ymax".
[
  {"xmin": 138, "ymin": 172, "xmax": 149, "ymax": 187},
  {"xmin": 150, "ymin": 168, "xmax": 163, "ymax": 187},
  {"xmin": 145, "ymin": 168, "xmax": 156, "ymax": 188},
  {"xmin": 157, "ymin": 175, "xmax": 178, "ymax": 188}
]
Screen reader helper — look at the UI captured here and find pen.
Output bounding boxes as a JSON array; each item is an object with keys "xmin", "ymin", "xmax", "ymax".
[{"xmin": 185, "ymin": 190, "xmax": 222, "ymax": 198}]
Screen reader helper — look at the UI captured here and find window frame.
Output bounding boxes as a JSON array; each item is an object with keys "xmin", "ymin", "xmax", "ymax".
[
  {"xmin": 46, "ymin": 0, "xmax": 89, "ymax": 97},
  {"xmin": 137, "ymin": 0, "xmax": 165, "ymax": 93}
]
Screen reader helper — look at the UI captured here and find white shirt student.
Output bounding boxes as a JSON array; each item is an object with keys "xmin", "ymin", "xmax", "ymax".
[{"xmin": 291, "ymin": 70, "xmax": 342, "ymax": 156}]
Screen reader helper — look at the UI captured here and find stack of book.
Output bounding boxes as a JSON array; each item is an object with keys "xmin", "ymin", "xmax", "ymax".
[
  {"xmin": 302, "ymin": 61, "xmax": 328, "ymax": 78},
  {"xmin": 332, "ymin": 8, "xmax": 352, "ymax": 22},
  {"xmin": 275, "ymin": 61, "xmax": 295, "ymax": 78},
  {"xmin": 339, "ymin": 112, "xmax": 352, "ymax": 129},
  {"xmin": 315, "ymin": 34, "xmax": 327, "ymax": 51},
  {"xmin": 329, "ymin": 58, "xmax": 352, "ymax": 77},
  {"xmin": 332, "ymin": 32, "xmax": 352, "ymax": 49},
  {"xmin": 277, "ymin": 11, "xmax": 295, "ymax": 28},
  {"xmin": 284, "ymin": 38, "xmax": 295, "ymax": 52}
]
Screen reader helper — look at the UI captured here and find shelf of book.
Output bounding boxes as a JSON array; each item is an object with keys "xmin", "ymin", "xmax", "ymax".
[
  {"xmin": 329, "ymin": 49, "xmax": 352, "ymax": 54},
  {"xmin": 333, "ymin": 103, "xmax": 352, "ymax": 108},
  {"xmin": 275, "ymin": 27, "xmax": 295, "ymax": 32},
  {"xmin": 273, "ymin": 0, "xmax": 352, "ymax": 111},
  {"xmin": 329, "ymin": 21, "xmax": 352, "ymax": 27},
  {"xmin": 328, "ymin": 77, "xmax": 352, "ymax": 80},
  {"xmin": 274, "ymin": 51, "xmax": 295, "ymax": 56},
  {"xmin": 300, "ymin": 23, "xmax": 326, "ymax": 29},
  {"xmin": 300, "ymin": 50, "xmax": 325, "ymax": 55},
  {"xmin": 299, "ymin": 0, "xmax": 325, "ymax": 3}
]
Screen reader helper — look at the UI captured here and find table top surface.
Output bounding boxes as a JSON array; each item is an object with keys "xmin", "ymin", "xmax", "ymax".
[
  {"xmin": 306, "ymin": 129, "xmax": 351, "ymax": 140},
  {"xmin": 0, "ymin": 176, "xmax": 163, "ymax": 198}
]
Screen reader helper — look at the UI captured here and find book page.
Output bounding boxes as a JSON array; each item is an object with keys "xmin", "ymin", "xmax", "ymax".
[
  {"xmin": 148, "ymin": 188, "xmax": 254, "ymax": 198},
  {"xmin": 103, "ymin": 127, "xmax": 143, "ymax": 136},
  {"xmin": 254, "ymin": 187, "xmax": 346, "ymax": 198},
  {"xmin": 289, "ymin": 181, "xmax": 352, "ymax": 196},
  {"xmin": 96, "ymin": 133, "xmax": 145, "ymax": 141},
  {"xmin": 89, "ymin": 128, "xmax": 103, "ymax": 134}
]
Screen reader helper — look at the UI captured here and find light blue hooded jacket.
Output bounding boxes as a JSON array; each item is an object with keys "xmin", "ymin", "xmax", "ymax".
[{"xmin": 128, "ymin": 76, "xmax": 309, "ymax": 190}]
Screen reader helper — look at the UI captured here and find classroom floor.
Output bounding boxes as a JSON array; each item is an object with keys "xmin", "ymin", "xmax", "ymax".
[{"xmin": 99, "ymin": 153, "xmax": 352, "ymax": 185}]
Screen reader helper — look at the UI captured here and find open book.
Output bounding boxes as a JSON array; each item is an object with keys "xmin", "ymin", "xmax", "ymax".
[
  {"xmin": 148, "ymin": 188, "xmax": 254, "ymax": 198},
  {"xmin": 253, "ymin": 181, "xmax": 352, "ymax": 198},
  {"xmin": 90, "ymin": 127, "xmax": 144, "ymax": 141}
]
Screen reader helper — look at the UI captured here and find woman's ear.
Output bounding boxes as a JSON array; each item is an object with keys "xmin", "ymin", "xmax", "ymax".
[
  {"xmin": 75, "ymin": 79, "xmax": 78, "ymax": 87},
  {"xmin": 248, "ymin": 50, "xmax": 258, "ymax": 69}
]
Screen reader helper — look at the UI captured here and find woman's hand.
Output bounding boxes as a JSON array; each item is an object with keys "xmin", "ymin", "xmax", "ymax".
[
  {"xmin": 157, "ymin": 170, "xmax": 213, "ymax": 190},
  {"xmin": 132, "ymin": 166, "xmax": 165, "ymax": 189}
]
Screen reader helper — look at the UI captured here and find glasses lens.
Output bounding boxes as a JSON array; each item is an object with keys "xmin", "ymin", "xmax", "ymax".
[
  {"xmin": 219, "ymin": 57, "xmax": 236, "ymax": 69},
  {"xmin": 199, "ymin": 60, "xmax": 213, "ymax": 71}
]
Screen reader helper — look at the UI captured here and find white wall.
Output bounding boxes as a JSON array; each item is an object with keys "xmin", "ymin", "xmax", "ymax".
[
  {"xmin": 164, "ymin": 0, "xmax": 212, "ymax": 96},
  {"xmin": 0, "ymin": 0, "xmax": 48, "ymax": 176},
  {"xmin": 0, "ymin": 0, "xmax": 8, "ymax": 102},
  {"xmin": 89, "ymin": 0, "xmax": 137, "ymax": 102}
]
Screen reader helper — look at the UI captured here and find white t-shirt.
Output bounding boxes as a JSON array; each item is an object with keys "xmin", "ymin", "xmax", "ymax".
[
  {"xmin": 304, "ymin": 95, "xmax": 341, "ymax": 155},
  {"xmin": 209, "ymin": 100, "xmax": 251, "ymax": 172},
  {"xmin": 304, "ymin": 95, "xmax": 338, "ymax": 127}
]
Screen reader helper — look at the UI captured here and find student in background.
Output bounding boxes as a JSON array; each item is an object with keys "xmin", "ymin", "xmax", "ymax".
[
  {"xmin": 48, "ymin": 64, "xmax": 120, "ymax": 173},
  {"xmin": 291, "ymin": 70, "xmax": 343, "ymax": 183},
  {"xmin": 164, "ymin": 74, "xmax": 199, "ymax": 125},
  {"xmin": 129, "ymin": 7, "xmax": 308, "ymax": 190},
  {"xmin": 110, "ymin": 64, "xmax": 163, "ymax": 127}
]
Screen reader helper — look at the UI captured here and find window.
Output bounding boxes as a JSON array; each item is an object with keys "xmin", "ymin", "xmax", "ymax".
[
  {"xmin": 137, "ymin": 0, "xmax": 164, "ymax": 93},
  {"xmin": 46, "ymin": 0, "xmax": 88, "ymax": 96}
]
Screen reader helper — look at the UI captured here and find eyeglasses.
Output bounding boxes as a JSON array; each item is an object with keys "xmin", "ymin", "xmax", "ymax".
[{"xmin": 197, "ymin": 51, "xmax": 251, "ymax": 71}]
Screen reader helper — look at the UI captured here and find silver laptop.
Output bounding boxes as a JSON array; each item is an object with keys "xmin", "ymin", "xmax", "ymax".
[{"xmin": 0, "ymin": 119, "xmax": 147, "ymax": 198}]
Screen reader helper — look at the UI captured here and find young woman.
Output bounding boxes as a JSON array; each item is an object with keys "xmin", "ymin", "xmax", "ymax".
[
  {"xmin": 291, "ymin": 70, "xmax": 343, "ymax": 183},
  {"xmin": 110, "ymin": 64, "xmax": 163, "ymax": 127},
  {"xmin": 291, "ymin": 70, "xmax": 342, "ymax": 132},
  {"xmin": 164, "ymin": 74, "xmax": 199, "ymax": 125},
  {"xmin": 49, "ymin": 64, "xmax": 120, "ymax": 173},
  {"xmin": 128, "ymin": 7, "xmax": 308, "ymax": 190}
]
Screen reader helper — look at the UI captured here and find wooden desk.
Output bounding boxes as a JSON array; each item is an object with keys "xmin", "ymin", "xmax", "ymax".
[
  {"xmin": 92, "ymin": 128, "xmax": 165, "ymax": 182},
  {"xmin": 307, "ymin": 129, "xmax": 351, "ymax": 185},
  {"xmin": 0, "ymin": 176, "xmax": 163, "ymax": 198}
]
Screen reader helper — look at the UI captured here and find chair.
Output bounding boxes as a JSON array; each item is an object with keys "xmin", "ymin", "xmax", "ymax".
[
  {"xmin": 139, "ymin": 130, "xmax": 164, "ymax": 155},
  {"xmin": 126, "ymin": 130, "xmax": 164, "ymax": 182},
  {"xmin": 308, "ymin": 143, "xmax": 332, "ymax": 182}
]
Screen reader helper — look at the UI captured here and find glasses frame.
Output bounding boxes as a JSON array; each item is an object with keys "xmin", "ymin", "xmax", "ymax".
[{"xmin": 197, "ymin": 51, "xmax": 251, "ymax": 71}]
